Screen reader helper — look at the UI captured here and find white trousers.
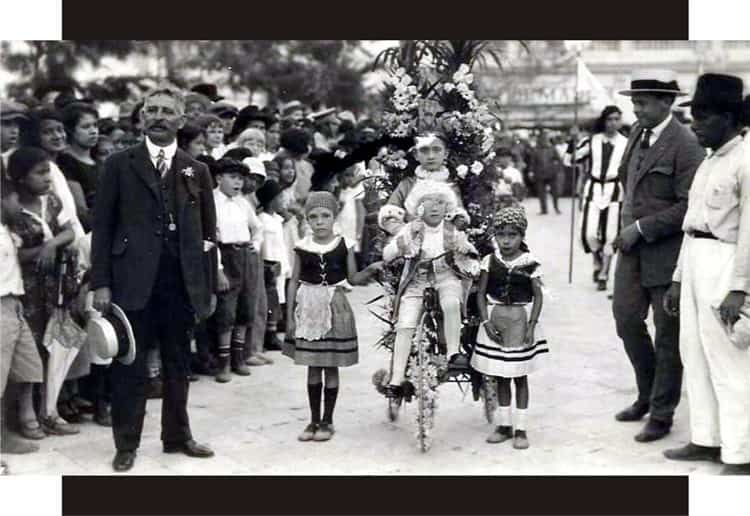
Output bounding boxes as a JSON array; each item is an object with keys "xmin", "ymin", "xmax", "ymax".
[{"xmin": 680, "ymin": 236, "xmax": 750, "ymax": 464}]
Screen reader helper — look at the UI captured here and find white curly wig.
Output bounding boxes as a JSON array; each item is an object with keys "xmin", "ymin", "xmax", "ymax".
[{"xmin": 403, "ymin": 180, "xmax": 459, "ymax": 218}]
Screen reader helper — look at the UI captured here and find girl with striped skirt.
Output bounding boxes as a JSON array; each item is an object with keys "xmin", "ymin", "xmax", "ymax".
[
  {"xmin": 284, "ymin": 192, "xmax": 382, "ymax": 442},
  {"xmin": 470, "ymin": 206, "xmax": 548, "ymax": 449}
]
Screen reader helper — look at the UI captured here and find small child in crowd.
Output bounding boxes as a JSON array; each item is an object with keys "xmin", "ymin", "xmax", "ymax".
[
  {"xmin": 1, "ymin": 178, "xmax": 45, "ymax": 474},
  {"xmin": 256, "ymin": 180, "xmax": 290, "ymax": 351},
  {"xmin": 284, "ymin": 192, "xmax": 381, "ymax": 442},
  {"xmin": 470, "ymin": 206, "xmax": 548, "ymax": 449},
  {"xmin": 196, "ymin": 114, "xmax": 226, "ymax": 160},
  {"xmin": 6, "ymin": 147, "xmax": 77, "ymax": 436},
  {"xmin": 240, "ymin": 157, "xmax": 274, "ymax": 367},
  {"xmin": 212, "ymin": 158, "xmax": 263, "ymax": 382},
  {"xmin": 335, "ymin": 165, "xmax": 366, "ymax": 267}
]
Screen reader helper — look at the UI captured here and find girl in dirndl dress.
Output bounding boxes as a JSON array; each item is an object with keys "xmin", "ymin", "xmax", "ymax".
[
  {"xmin": 284, "ymin": 192, "xmax": 381, "ymax": 442},
  {"xmin": 470, "ymin": 206, "xmax": 548, "ymax": 450}
]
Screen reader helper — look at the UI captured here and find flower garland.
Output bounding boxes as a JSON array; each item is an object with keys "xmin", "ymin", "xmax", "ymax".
[{"xmin": 370, "ymin": 60, "xmax": 501, "ymax": 446}]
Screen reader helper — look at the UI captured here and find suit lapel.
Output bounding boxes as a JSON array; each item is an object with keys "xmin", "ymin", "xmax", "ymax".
[
  {"xmin": 619, "ymin": 124, "xmax": 641, "ymax": 188},
  {"xmin": 130, "ymin": 143, "xmax": 160, "ymax": 200},
  {"xmin": 633, "ymin": 118, "xmax": 679, "ymax": 187},
  {"xmin": 171, "ymin": 149, "xmax": 199, "ymax": 225}
]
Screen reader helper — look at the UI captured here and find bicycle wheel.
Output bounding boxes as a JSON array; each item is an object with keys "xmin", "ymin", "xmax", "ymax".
[{"xmin": 413, "ymin": 316, "xmax": 435, "ymax": 453}]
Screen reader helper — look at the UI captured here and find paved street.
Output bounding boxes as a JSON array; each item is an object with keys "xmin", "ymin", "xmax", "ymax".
[{"xmin": 6, "ymin": 199, "xmax": 722, "ymax": 475}]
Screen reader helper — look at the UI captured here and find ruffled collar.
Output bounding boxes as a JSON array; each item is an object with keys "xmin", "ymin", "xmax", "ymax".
[
  {"xmin": 493, "ymin": 249, "xmax": 538, "ymax": 268},
  {"xmin": 415, "ymin": 166, "xmax": 450, "ymax": 182},
  {"xmin": 296, "ymin": 235, "xmax": 348, "ymax": 254}
]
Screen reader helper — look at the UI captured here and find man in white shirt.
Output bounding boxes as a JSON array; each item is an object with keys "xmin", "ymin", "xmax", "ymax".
[{"xmin": 663, "ymin": 74, "xmax": 750, "ymax": 475}]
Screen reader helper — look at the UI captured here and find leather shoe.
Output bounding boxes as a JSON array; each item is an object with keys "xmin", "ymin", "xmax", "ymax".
[
  {"xmin": 634, "ymin": 419, "xmax": 671, "ymax": 443},
  {"xmin": 721, "ymin": 463, "xmax": 750, "ymax": 475},
  {"xmin": 615, "ymin": 402, "xmax": 649, "ymax": 422},
  {"xmin": 664, "ymin": 442, "xmax": 721, "ymax": 462},
  {"xmin": 163, "ymin": 439, "xmax": 214, "ymax": 458},
  {"xmin": 112, "ymin": 451, "xmax": 136, "ymax": 472}
]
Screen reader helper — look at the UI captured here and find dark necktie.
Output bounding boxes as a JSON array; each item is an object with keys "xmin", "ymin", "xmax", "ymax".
[
  {"xmin": 637, "ymin": 129, "xmax": 653, "ymax": 170},
  {"xmin": 641, "ymin": 129, "xmax": 653, "ymax": 150},
  {"xmin": 156, "ymin": 149, "xmax": 168, "ymax": 178}
]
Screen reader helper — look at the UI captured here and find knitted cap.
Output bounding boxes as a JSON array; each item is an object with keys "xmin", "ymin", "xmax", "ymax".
[
  {"xmin": 494, "ymin": 205, "xmax": 528, "ymax": 233},
  {"xmin": 304, "ymin": 191, "xmax": 339, "ymax": 216}
]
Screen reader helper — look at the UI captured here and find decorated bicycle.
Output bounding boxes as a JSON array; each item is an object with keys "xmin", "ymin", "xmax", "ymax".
[{"xmin": 366, "ymin": 42, "xmax": 507, "ymax": 451}]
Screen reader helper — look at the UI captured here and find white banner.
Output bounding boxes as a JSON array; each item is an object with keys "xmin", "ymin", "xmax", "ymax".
[{"xmin": 0, "ymin": 0, "xmax": 62, "ymax": 40}]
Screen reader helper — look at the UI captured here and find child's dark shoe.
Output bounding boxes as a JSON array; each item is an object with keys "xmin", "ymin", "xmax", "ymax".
[
  {"xmin": 448, "ymin": 353, "xmax": 469, "ymax": 370},
  {"xmin": 313, "ymin": 423, "xmax": 334, "ymax": 441},
  {"xmin": 486, "ymin": 425, "xmax": 513, "ymax": 444},
  {"xmin": 298, "ymin": 423, "xmax": 318, "ymax": 442},
  {"xmin": 513, "ymin": 429, "xmax": 529, "ymax": 449}
]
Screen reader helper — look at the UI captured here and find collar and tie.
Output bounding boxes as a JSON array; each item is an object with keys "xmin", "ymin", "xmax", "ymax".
[
  {"xmin": 641, "ymin": 128, "xmax": 653, "ymax": 150},
  {"xmin": 156, "ymin": 149, "xmax": 168, "ymax": 178},
  {"xmin": 637, "ymin": 128, "xmax": 653, "ymax": 170}
]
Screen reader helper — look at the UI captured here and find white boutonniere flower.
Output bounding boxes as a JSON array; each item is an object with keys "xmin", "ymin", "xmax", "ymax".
[
  {"xmin": 470, "ymin": 161, "xmax": 484, "ymax": 175},
  {"xmin": 456, "ymin": 164, "xmax": 469, "ymax": 178},
  {"xmin": 181, "ymin": 166, "xmax": 195, "ymax": 178}
]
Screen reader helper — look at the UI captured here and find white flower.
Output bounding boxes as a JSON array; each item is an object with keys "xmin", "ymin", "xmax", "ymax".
[
  {"xmin": 181, "ymin": 166, "xmax": 194, "ymax": 178},
  {"xmin": 395, "ymin": 67, "xmax": 406, "ymax": 77},
  {"xmin": 456, "ymin": 164, "xmax": 468, "ymax": 178},
  {"xmin": 487, "ymin": 151, "xmax": 496, "ymax": 161},
  {"xmin": 443, "ymin": 82, "xmax": 455, "ymax": 93},
  {"xmin": 470, "ymin": 161, "xmax": 484, "ymax": 175},
  {"xmin": 396, "ymin": 158, "xmax": 409, "ymax": 169}
]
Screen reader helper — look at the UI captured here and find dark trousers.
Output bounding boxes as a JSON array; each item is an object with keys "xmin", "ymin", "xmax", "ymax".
[
  {"xmin": 534, "ymin": 175, "xmax": 560, "ymax": 214},
  {"xmin": 263, "ymin": 261, "xmax": 280, "ymax": 332},
  {"xmin": 612, "ymin": 251, "xmax": 683, "ymax": 424},
  {"xmin": 110, "ymin": 251, "xmax": 196, "ymax": 452}
]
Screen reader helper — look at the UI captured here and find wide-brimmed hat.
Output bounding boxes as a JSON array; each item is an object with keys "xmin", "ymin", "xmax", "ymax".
[
  {"xmin": 280, "ymin": 100, "xmax": 305, "ymax": 118},
  {"xmin": 191, "ymin": 83, "xmax": 224, "ymax": 102},
  {"xmin": 619, "ymin": 70, "xmax": 687, "ymax": 96},
  {"xmin": 230, "ymin": 105, "xmax": 276, "ymax": 138},
  {"xmin": 86, "ymin": 303, "xmax": 136, "ymax": 365},
  {"xmin": 310, "ymin": 107, "xmax": 337, "ymax": 121},
  {"xmin": 210, "ymin": 101, "xmax": 239, "ymax": 119},
  {"xmin": 678, "ymin": 73, "xmax": 744, "ymax": 113},
  {"xmin": 1, "ymin": 100, "xmax": 31, "ymax": 122},
  {"xmin": 242, "ymin": 157, "xmax": 267, "ymax": 179}
]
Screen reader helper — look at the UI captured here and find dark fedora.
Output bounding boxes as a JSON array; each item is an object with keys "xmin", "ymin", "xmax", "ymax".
[
  {"xmin": 619, "ymin": 69, "xmax": 687, "ymax": 96},
  {"xmin": 86, "ymin": 303, "xmax": 136, "ymax": 365},
  {"xmin": 229, "ymin": 105, "xmax": 276, "ymax": 139},
  {"xmin": 678, "ymin": 73, "xmax": 744, "ymax": 113},
  {"xmin": 191, "ymin": 83, "xmax": 224, "ymax": 102}
]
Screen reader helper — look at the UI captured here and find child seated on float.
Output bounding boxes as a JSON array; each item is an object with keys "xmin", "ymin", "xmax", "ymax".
[{"xmin": 381, "ymin": 181, "xmax": 479, "ymax": 399}]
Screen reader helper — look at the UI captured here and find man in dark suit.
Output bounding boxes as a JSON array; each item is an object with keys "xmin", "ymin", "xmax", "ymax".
[
  {"xmin": 91, "ymin": 85, "xmax": 218, "ymax": 472},
  {"xmin": 612, "ymin": 71, "xmax": 706, "ymax": 443},
  {"xmin": 528, "ymin": 130, "xmax": 563, "ymax": 215}
]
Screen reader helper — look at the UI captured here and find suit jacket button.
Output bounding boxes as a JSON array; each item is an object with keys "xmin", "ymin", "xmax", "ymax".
[{"xmin": 155, "ymin": 230, "xmax": 162, "ymax": 236}]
